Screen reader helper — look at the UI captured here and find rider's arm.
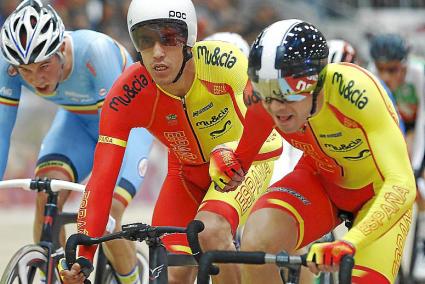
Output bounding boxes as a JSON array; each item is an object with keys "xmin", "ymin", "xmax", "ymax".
[
  {"xmin": 77, "ymin": 64, "xmax": 156, "ymax": 261},
  {"xmin": 341, "ymin": 69, "xmax": 416, "ymax": 250},
  {"xmin": 0, "ymin": 68, "xmax": 22, "ymax": 179},
  {"xmin": 234, "ymin": 87, "xmax": 278, "ymax": 171}
]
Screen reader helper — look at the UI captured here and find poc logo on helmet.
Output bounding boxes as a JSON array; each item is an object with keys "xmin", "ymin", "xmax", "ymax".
[{"xmin": 169, "ymin": 10, "xmax": 186, "ymax": 19}]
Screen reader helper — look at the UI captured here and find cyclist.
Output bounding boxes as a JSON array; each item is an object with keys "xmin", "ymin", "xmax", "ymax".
[
  {"xmin": 203, "ymin": 32, "xmax": 251, "ymax": 57},
  {"xmin": 0, "ymin": 1, "xmax": 154, "ymax": 283},
  {"xmin": 60, "ymin": 0, "xmax": 282, "ymax": 283},
  {"xmin": 327, "ymin": 39, "xmax": 357, "ymax": 64},
  {"xmin": 369, "ymin": 33, "xmax": 425, "ymax": 280},
  {"xmin": 210, "ymin": 19, "xmax": 415, "ymax": 283}
]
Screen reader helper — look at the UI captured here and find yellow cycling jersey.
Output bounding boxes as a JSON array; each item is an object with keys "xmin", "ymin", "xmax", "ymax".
[{"xmin": 238, "ymin": 62, "xmax": 416, "ymax": 250}]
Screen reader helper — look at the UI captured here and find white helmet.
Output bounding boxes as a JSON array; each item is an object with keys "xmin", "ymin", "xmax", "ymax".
[
  {"xmin": 204, "ymin": 32, "xmax": 250, "ymax": 57},
  {"xmin": 127, "ymin": 0, "xmax": 197, "ymax": 50},
  {"xmin": 0, "ymin": 0, "xmax": 65, "ymax": 65},
  {"xmin": 327, "ymin": 39, "xmax": 356, "ymax": 63}
]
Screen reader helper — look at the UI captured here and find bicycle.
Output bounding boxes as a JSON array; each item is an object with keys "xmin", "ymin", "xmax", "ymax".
[
  {"xmin": 65, "ymin": 220, "xmax": 205, "ymax": 284},
  {"xmin": 0, "ymin": 177, "xmax": 149, "ymax": 284},
  {"xmin": 195, "ymin": 250, "xmax": 354, "ymax": 284}
]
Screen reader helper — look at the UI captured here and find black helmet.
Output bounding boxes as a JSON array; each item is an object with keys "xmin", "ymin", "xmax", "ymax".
[
  {"xmin": 370, "ymin": 34, "xmax": 409, "ymax": 62},
  {"xmin": 248, "ymin": 19, "xmax": 328, "ymax": 108}
]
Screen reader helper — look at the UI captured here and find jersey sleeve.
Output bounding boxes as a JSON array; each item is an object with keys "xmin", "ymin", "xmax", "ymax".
[
  {"xmin": 235, "ymin": 86, "xmax": 278, "ymax": 171},
  {"xmin": 0, "ymin": 65, "xmax": 22, "ymax": 179},
  {"xmin": 77, "ymin": 64, "xmax": 156, "ymax": 261},
  {"xmin": 338, "ymin": 66, "xmax": 416, "ymax": 249}
]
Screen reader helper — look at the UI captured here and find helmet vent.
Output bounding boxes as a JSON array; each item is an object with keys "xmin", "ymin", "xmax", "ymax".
[
  {"xmin": 30, "ymin": 15, "xmax": 37, "ymax": 28},
  {"xmin": 6, "ymin": 46, "xmax": 21, "ymax": 64},
  {"xmin": 47, "ymin": 37, "xmax": 60, "ymax": 54},
  {"xmin": 29, "ymin": 40, "xmax": 46, "ymax": 62},
  {"xmin": 19, "ymin": 26, "xmax": 27, "ymax": 48},
  {"xmin": 13, "ymin": 19, "xmax": 19, "ymax": 30},
  {"xmin": 41, "ymin": 21, "xmax": 50, "ymax": 33}
]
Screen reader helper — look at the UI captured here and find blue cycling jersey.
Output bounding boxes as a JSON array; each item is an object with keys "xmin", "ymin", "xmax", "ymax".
[{"xmin": 0, "ymin": 30, "xmax": 153, "ymax": 203}]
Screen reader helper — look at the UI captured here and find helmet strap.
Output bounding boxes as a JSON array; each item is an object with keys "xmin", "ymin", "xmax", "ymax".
[
  {"xmin": 309, "ymin": 72, "xmax": 325, "ymax": 116},
  {"xmin": 53, "ymin": 51, "xmax": 66, "ymax": 91},
  {"xmin": 172, "ymin": 46, "xmax": 192, "ymax": 83}
]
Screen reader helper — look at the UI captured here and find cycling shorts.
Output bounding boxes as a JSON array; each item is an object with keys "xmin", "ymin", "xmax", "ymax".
[
  {"xmin": 251, "ymin": 159, "xmax": 411, "ymax": 283},
  {"xmin": 152, "ymin": 154, "xmax": 274, "ymax": 254}
]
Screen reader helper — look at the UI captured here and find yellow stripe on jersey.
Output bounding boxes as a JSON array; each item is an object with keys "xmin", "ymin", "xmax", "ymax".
[
  {"xmin": 60, "ymin": 100, "xmax": 105, "ymax": 114},
  {"xmin": 268, "ymin": 199, "xmax": 305, "ymax": 249},
  {"xmin": 169, "ymin": 245, "xmax": 192, "ymax": 254},
  {"xmin": 0, "ymin": 96, "xmax": 19, "ymax": 106},
  {"xmin": 35, "ymin": 160, "xmax": 76, "ymax": 182},
  {"xmin": 114, "ymin": 186, "xmax": 132, "ymax": 204},
  {"xmin": 98, "ymin": 135, "xmax": 127, "ymax": 147}
]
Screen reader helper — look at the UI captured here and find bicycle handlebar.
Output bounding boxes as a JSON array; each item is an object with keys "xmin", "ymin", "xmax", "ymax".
[
  {"xmin": 0, "ymin": 178, "xmax": 85, "ymax": 193},
  {"xmin": 65, "ymin": 221, "xmax": 206, "ymax": 280},
  {"xmin": 196, "ymin": 251, "xmax": 354, "ymax": 284}
]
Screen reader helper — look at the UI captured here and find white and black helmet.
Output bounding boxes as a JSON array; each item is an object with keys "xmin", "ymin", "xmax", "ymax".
[
  {"xmin": 204, "ymin": 32, "xmax": 250, "ymax": 57},
  {"xmin": 248, "ymin": 19, "xmax": 328, "ymax": 113},
  {"xmin": 1, "ymin": 0, "xmax": 65, "ymax": 65},
  {"xmin": 328, "ymin": 39, "xmax": 356, "ymax": 63},
  {"xmin": 127, "ymin": 0, "xmax": 197, "ymax": 50}
]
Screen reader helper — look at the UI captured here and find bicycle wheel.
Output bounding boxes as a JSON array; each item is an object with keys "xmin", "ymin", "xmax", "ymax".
[
  {"xmin": 0, "ymin": 244, "xmax": 61, "ymax": 284},
  {"xmin": 136, "ymin": 248, "xmax": 149, "ymax": 284}
]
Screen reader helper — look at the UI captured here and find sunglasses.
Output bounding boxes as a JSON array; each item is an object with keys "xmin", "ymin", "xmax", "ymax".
[
  {"xmin": 131, "ymin": 20, "xmax": 188, "ymax": 51},
  {"xmin": 253, "ymin": 78, "xmax": 316, "ymax": 103}
]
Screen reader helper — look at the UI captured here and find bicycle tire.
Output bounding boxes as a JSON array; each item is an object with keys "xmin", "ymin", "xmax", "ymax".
[{"xmin": 0, "ymin": 244, "xmax": 61, "ymax": 284}]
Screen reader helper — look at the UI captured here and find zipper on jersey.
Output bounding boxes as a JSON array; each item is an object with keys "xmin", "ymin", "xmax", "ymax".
[{"xmin": 181, "ymin": 97, "xmax": 207, "ymax": 162}]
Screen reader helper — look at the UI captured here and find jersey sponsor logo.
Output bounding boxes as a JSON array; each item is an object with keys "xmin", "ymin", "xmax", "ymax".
[
  {"xmin": 392, "ymin": 209, "xmax": 412, "ymax": 277},
  {"xmin": 268, "ymin": 187, "xmax": 311, "ymax": 205},
  {"xmin": 291, "ymin": 140, "xmax": 337, "ymax": 173},
  {"xmin": 357, "ymin": 185, "xmax": 409, "ymax": 237},
  {"xmin": 193, "ymin": 102, "xmax": 213, "ymax": 117},
  {"xmin": 138, "ymin": 157, "xmax": 149, "ymax": 178},
  {"xmin": 164, "ymin": 131, "xmax": 198, "ymax": 161},
  {"xmin": 235, "ymin": 162, "xmax": 272, "ymax": 214},
  {"xmin": 99, "ymin": 88, "xmax": 107, "ymax": 97},
  {"xmin": 77, "ymin": 190, "xmax": 90, "ymax": 235},
  {"xmin": 196, "ymin": 107, "xmax": 229, "ymax": 129},
  {"xmin": 0, "ymin": 86, "xmax": 13, "ymax": 97},
  {"xmin": 169, "ymin": 10, "xmax": 186, "ymax": 19},
  {"xmin": 98, "ymin": 135, "xmax": 127, "ymax": 147},
  {"xmin": 343, "ymin": 149, "xmax": 370, "ymax": 161},
  {"xmin": 197, "ymin": 46, "xmax": 237, "ymax": 69},
  {"xmin": 7, "ymin": 65, "xmax": 18, "ymax": 77},
  {"xmin": 319, "ymin": 132, "xmax": 342, "ymax": 138},
  {"xmin": 210, "ymin": 120, "xmax": 232, "ymax": 139},
  {"xmin": 166, "ymin": 114, "xmax": 178, "ymax": 125},
  {"xmin": 64, "ymin": 91, "xmax": 92, "ymax": 103},
  {"xmin": 324, "ymin": 138, "xmax": 362, "ymax": 152},
  {"xmin": 109, "ymin": 74, "xmax": 150, "ymax": 111},
  {"xmin": 332, "ymin": 72, "xmax": 368, "ymax": 109}
]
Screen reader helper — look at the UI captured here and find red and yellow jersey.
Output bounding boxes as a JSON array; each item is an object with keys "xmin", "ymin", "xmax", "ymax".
[
  {"xmin": 77, "ymin": 41, "xmax": 282, "ymax": 260},
  {"xmin": 237, "ymin": 63, "xmax": 416, "ymax": 250}
]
